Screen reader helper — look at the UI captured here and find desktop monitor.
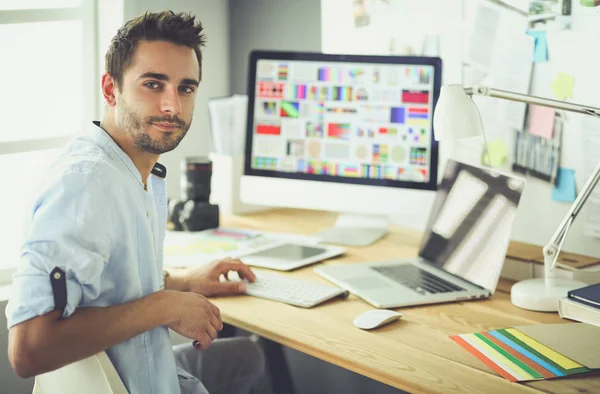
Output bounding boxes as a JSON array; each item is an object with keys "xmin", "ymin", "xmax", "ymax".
[{"xmin": 240, "ymin": 50, "xmax": 442, "ymax": 246}]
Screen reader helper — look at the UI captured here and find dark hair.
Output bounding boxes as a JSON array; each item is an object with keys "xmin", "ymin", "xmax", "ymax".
[{"xmin": 105, "ymin": 10, "xmax": 206, "ymax": 89}]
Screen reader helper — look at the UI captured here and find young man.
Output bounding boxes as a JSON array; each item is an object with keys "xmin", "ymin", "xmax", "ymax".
[{"xmin": 6, "ymin": 11, "xmax": 268, "ymax": 394}]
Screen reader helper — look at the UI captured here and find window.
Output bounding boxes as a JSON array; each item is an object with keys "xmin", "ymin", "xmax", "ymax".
[{"xmin": 0, "ymin": 0, "xmax": 97, "ymax": 283}]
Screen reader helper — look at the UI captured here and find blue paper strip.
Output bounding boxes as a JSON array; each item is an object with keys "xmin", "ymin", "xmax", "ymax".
[{"xmin": 489, "ymin": 330, "xmax": 565, "ymax": 376}]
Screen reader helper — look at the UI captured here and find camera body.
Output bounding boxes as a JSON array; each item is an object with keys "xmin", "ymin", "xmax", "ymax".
[{"xmin": 168, "ymin": 157, "xmax": 219, "ymax": 232}]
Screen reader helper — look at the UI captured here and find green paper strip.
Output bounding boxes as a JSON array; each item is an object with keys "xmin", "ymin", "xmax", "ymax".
[
  {"xmin": 475, "ymin": 333, "xmax": 543, "ymax": 379},
  {"xmin": 497, "ymin": 329, "xmax": 590, "ymax": 376}
]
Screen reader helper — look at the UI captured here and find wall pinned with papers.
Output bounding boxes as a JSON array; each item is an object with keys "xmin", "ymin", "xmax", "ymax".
[{"xmin": 321, "ymin": 0, "xmax": 600, "ymax": 257}]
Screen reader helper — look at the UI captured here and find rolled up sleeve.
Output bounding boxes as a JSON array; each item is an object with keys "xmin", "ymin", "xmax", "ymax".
[{"xmin": 6, "ymin": 168, "xmax": 114, "ymax": 328}]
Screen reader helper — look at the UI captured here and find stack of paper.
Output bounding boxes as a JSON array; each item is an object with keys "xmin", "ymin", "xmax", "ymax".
[
  {"xmin": 163, "ymin": 227, "xmax": 321, "ymax": 268},
  {"xmin": 450, "ymin": 323, "xmax": 600, "ymax": 382},
  {"xmin": 163, "ymin": 228, "xmax": 272, "ymax": 267},
  {"xmin": 207, "ymin": 94, "xmax": 248, "ymax": 155}
]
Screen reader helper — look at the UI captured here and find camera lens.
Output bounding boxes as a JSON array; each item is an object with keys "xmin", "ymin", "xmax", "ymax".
[{"xmin": 181, "ymin": 156, "xmax": 212, "ymax": 201}]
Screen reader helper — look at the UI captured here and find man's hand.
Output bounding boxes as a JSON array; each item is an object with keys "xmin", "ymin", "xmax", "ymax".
[
  {"xmin": 167, "ymin": 258, "xmax": 257, "ymax": 297},
  {"xmin": 166, "ymin": 291, "xmax": 223, "ymax": 350}
]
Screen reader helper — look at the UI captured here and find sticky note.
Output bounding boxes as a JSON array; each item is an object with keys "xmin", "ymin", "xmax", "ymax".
[
  {"xmin": 552, "ymin": 168, "xmax": 577, "ymax": 203},
  {"xmin": 528, "ymin": 105, "xmax": 555, "ymax": 139},
  {"xmin": 526, "ymin": 30, "xmax": 548, "ymax": 63},
  {"xmin": 483, "ymin": 138, "xmax": 508, "ymax": 167},
  {"xmin": 581, "ymin": 0, "xmax": 600, "ymax": 6},
  {"xmin": 550, "ymin": 72, "xmax": 574, "ymax": 100}
]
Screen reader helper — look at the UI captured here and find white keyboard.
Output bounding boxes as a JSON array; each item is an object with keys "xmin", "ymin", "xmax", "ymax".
[{"xmin": 242, "ymin": 271, "xmax": 349, "ymax": 308}]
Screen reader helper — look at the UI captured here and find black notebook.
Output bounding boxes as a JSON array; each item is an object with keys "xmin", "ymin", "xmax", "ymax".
[{"xmin": 568, "ymin": 283, "xmax": 600, "ymax": 309}]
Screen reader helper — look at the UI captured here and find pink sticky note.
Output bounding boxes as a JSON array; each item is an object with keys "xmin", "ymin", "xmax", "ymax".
[{"xmin": 528, "ymin": 105, "xmax": 555, "ymax": 139}]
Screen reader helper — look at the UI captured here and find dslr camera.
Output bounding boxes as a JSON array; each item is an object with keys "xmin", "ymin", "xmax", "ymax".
[{"xmin": 167, "ymin": 157, "xmax": 219, "ymax": 232}]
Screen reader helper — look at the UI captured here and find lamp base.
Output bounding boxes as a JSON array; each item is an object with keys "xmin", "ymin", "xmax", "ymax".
[{"xmin": 510, "ymin": 278, "xmax": 587, "ymax": 312}]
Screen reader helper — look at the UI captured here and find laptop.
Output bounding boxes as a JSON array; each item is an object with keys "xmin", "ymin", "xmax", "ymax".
[{"xmin": 314, "ymin": 159, "xmax": 526, "ymax": 308}]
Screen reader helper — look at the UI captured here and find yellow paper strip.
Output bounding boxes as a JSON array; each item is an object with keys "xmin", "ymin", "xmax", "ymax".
[
  {"xmin": 506, "ymin": 328, "xmax": 584, "ymax": 370},
  {"xmin": 462, "ymin": 334, "xmax": 533, "ymax": 381}
]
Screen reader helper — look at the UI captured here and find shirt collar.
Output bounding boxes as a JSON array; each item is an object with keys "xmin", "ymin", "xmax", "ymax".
[{"xmin": 89, "ymin": 121, "xmax": 144, "ymax": 188}]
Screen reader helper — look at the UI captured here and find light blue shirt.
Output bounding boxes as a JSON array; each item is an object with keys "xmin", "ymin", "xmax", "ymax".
[{"xmin": 6, "ymin": 122, "xmax": 181, "ymax": 394}]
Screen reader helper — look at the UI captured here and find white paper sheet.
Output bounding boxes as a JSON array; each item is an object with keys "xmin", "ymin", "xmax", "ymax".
[
  {"xmin": 464, "ymin": 1, "xmax": 534, "ymax": 162},
  {"xmin": 163, "ymin": 228, "xmax": 321, "ymax": 268},
  {"xmin": 573, "ymin": 1, "xmax": 600, "ymax": 17},
  {"xmin": 208, "ymin": 94, "xmax": 248, "ymax": 155}
]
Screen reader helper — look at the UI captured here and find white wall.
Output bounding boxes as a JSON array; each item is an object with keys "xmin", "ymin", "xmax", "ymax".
[
  {"xmin": 320, "ymin": 0, "xmax": 600, "ymax": 258},
  {"xmin": 123, "ymin": 0, "xmax": 231, "ymax": 199},
  {"xmin": 229, "ymin": 0, "xmax": 324, "ymax": 95}
]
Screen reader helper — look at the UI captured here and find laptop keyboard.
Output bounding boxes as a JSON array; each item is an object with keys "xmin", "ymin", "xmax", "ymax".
[{"xmin": 371, "ymin": 264, "xmax": 466, "ymax": 295}]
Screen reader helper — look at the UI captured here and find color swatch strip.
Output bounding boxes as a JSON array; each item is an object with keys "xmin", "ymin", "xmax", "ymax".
[{"xmin": 450, "ymin": 328, "xmax": 592, "ymax": 382}]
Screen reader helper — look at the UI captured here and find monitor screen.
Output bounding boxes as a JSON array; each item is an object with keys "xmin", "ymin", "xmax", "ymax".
[{"xmin": 244, "ymin": 51, "xmax": 441, "ymax": 191}]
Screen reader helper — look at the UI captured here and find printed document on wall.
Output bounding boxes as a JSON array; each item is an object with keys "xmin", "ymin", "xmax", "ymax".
[{"xmin": 464, "ymin": 1, "xmax": 533, "ymax": 141}]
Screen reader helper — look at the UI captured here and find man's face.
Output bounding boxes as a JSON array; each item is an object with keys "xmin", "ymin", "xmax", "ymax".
[{"xmin": 114, "ymin": 40, "xmax": 200, "ymax": 154}]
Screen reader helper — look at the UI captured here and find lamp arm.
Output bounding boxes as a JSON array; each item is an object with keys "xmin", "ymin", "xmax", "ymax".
[
  {"xmin": 463, "ymin": 84, "xmax": 600, "ymax": 273},
  {"xmin": 464, "ymin": 85, "xmax": 600, "ymax": 117},
  {"xmin": 543, "ymin": 160, "xmax": 600, "ymax": 270}
]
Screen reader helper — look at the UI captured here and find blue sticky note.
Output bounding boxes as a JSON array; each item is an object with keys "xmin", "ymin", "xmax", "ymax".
[
  {"xmin": 526, "ymin": 30, "xmax": 548, "ymax": 63},
  {"xmin": 552, "ymin": 168, "xmax": 576, "ymax": 203}
]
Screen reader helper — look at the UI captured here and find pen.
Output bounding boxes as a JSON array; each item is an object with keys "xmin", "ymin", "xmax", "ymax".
[
  {"xmin": 525, "ymin": 134, "xmax": 531, "ymax": 169},
  {"xmin": 519, "ymin": 132, "xmax": 525, "ymax": 167},
  {"xmin": 535, "ymin": 138, "xmax": 540, "ymax": 172},
  {"xmin": 523, "ymin": 134, "xmax": 531, "ymax": 168},
  {"xmin": 515, "ymin": 131, "xmax": 521, "ymax": 166},
  {"xmin": 550, "ymin": 149, "xmax": 558, "ymax": 183},
  {"xmin": 542, "ymin": 144, "xmax": 547, "ymax": 175}
]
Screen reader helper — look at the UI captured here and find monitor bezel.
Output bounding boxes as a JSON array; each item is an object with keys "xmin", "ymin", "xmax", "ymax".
[{"xmin": 244, "ymin": 50, "xmax": 441, "ymax": 192}]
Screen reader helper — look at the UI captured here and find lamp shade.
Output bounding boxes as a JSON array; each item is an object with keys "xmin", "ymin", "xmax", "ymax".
[{"xmin": 433, "ymin": 85, "xmax": 485, "ymax": 141}]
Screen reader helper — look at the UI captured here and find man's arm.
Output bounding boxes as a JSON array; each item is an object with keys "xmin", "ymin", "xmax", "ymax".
[
  {"xmin": 164, "ymin": 259, "xmax": 256, "ymax": 296},
  {"xmin": 8, "ymin": 290, "xmax": 222, "ymax": 379},
  {"xmin": 165, "ymin": 268, "xmax": 191, "ymax": 292}
]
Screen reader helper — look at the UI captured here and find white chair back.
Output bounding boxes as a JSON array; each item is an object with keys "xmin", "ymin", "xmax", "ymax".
[{"xmin": 32, "ymin": 352, "xmax": 128, "ymax": 394}]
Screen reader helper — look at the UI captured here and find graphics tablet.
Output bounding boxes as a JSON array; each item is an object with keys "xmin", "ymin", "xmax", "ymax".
[{"xmin": 239, "ymin": 241, "xmax": 346, "ymax": 271}]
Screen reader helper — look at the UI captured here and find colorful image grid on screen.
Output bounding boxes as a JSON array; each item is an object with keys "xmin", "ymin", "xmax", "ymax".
[{"xmin": 250, "ymin": 59, "xmax": 434, "ymax": 183}]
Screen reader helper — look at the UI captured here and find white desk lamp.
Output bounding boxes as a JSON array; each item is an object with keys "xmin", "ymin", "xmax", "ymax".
[{"xmin": 433, "ymin": 84, "xmax": 600, "ymax": 312}]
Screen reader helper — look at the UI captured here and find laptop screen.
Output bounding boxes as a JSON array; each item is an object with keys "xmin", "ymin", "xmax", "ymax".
[{"xmin": 418, "ymin": 159, "xmax": 525, "ymax": 292}]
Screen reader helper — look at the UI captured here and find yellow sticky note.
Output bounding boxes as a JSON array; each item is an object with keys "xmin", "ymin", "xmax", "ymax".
[
  {"xmin": 550, "ymin": 72, "xmax": 574, "ymax": 100},
  {"xmin": 483, "ymin": 138, "xmax": 508, "ymax": 167}
]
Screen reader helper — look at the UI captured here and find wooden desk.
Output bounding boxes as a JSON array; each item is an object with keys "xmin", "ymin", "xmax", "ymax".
[{"xmin": 211, "ymin": 209, "xmax": 600, "ymax": 394}]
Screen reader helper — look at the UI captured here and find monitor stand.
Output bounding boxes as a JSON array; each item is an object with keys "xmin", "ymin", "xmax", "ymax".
[{"xmin": 316, "ymin": 213, "xmax": 388, "ymax": 247}]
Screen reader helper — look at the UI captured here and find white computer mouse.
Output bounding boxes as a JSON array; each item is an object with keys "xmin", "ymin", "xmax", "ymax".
[{"xmin": 353, "ymin": 309, "xmax": 403, "ymax": 330}]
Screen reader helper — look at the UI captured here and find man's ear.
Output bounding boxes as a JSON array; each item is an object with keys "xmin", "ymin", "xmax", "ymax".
[{"xmin": 101, "ymin": 73, "xmax": 118, "ymax": 107}]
